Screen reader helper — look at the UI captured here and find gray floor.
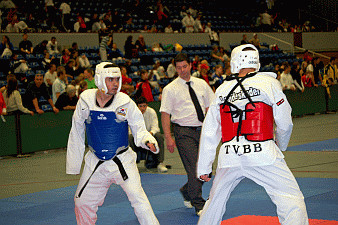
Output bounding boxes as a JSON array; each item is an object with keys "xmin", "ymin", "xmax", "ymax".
[{"xmin": 0, "ymin": 113, "xmax": 337, "ymax": 199}]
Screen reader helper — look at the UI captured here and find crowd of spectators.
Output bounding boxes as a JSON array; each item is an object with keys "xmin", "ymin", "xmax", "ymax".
[
  {"xmin": 0, "ymin": 29, "xmax": 336, "ymax": 119},
  {"xmin": 0, "ymin": 0, "xmax": 335, "ymax": 35}
]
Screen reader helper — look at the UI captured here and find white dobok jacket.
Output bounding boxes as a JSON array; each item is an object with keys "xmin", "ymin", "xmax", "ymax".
[
  {"xmin": 197, "ymin": 72, "xmax": 293, "ymax": 177},
  {"xmin": 66, "ymin": 89, "xmax": 159, "ymax": 175}
]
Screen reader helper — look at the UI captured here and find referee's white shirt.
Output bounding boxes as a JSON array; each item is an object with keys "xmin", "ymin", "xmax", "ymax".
[{"xmin": 160, "ymin": 76, "xmax": 215, "ymax": 127}]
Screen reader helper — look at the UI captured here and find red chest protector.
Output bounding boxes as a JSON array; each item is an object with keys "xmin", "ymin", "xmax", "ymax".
[{"xmin": 220, "ymin": 102, "xmax": 274, "ymax": 142}]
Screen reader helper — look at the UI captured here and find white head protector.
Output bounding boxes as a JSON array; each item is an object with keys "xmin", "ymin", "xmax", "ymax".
[
  {"xmin": 230, "ymin": 44, "xmax": 260, "ymax": 74},
  {"xmin": 95, "ymin": 62, "xmax": 122, "ymax": 94}
]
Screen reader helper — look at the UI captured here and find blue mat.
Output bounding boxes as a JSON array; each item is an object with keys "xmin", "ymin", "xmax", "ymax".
[
  {"xmin": 0, "ymin": 174, "xmax": 337, "ymax": 225},
  {"xmin": 287, "ymin": 138, "xmax": 338, "ymax": 151}
]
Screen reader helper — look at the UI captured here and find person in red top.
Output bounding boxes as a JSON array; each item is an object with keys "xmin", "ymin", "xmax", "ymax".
[
  {"xmin": 120, "ymin": 66, "xmax": 134, "ymax": 95},
  {"xmin": 200, "ymin": 63, "xmax": 211, "ymax": 85},
  {"xmin": 136, "ymin": 69, "xmax": 154, "ymax": 102},
  {"xmin": 0, "ymin": 92, "xmax": 7, "ymax": 115}
]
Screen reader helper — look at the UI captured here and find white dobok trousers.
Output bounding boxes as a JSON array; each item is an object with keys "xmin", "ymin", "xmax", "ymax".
[
  {"xmin": 198, "ymin": 158, "xmax": 308, "ymax": 225},
  {"xmin": 74, "ymin": 149, "xmax": 159, "ymax": 225}
]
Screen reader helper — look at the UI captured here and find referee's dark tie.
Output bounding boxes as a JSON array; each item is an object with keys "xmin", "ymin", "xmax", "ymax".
[{"xmin": 186, "ymin": 81, "xmax": 205, "ymax": 122}]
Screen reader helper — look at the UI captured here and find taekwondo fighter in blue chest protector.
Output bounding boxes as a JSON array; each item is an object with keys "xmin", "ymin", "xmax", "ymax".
[{"xmin": 66, "ymin": 62, "xmax": 160, "ymax": 225}]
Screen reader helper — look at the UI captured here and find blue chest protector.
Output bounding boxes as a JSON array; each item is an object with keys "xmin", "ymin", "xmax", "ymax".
[{"xmin": 86, "ymin": 110, "xmax": 129, "ymax": 160}]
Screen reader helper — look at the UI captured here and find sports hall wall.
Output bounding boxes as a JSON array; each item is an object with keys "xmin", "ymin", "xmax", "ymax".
[{"xmin": 4, "ymin": 32, "xmax": 338, "ymax": 51}]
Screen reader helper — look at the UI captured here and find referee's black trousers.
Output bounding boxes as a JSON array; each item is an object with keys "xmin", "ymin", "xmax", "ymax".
[{"xmin": 173, "ymin": 124, "xmax": 205, "ymax": 211}]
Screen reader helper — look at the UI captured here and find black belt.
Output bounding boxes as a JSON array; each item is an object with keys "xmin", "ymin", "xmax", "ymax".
[
  {"xmin": 173, "ymin": 123, "xmax": 202, "ymax": 131},
  {"xmin": 76, "ymin": 148, "xmax": 128, "ymax": 198}
]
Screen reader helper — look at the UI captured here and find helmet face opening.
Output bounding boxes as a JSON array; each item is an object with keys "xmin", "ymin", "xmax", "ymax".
[
  {"xmin": 95, "ymin": 62, "xmax": 122, "ymax": 94},
  {"xmin": 230, "ymin": 44, "xmax": 260, "ymax": 74}
]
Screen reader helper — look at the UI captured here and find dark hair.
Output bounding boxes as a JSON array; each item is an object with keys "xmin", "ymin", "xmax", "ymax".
[
  {"xmin": 291, "ymin": 61, "xmax": 299, "ymax": 69},
  {"xmin": 6, "ymin": 76, "xmax": 18, "ymax": 98},
  {"xmin": 135, "ymin": 96, "xmax": 147, "ymax": 105},
  {"xmin": 174, "ymin": 53, "xmax": 190, "ymax": 65},
  {"xmin": 330, "ymin": 57, "xmax": 336, "ymax": 62},
  {"xmin": 103, "ymin": 63, "xmax": 118, "ymax": 68},
  {"xmin": 242, "ymin": 46, "xmax": 256, "ymax": 51},
  {"xmin": 4, "ymin": 35, "xmax": 10, "ymax": 43},
  {"xmin": 84, "ymin": 68, "xmax": 94, "ymax": 75}
]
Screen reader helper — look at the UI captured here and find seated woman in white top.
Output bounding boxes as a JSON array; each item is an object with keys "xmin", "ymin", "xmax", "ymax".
[{"xmin": 3, "ymin": 75, "xmax": 33, "ymax": 115}]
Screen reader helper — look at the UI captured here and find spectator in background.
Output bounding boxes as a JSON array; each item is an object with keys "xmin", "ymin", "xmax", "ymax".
[
  {"xmin": 55, "ymin": 84, "xmax": 78, "ymax": 111},
  {"xmin": 192, "ymin": 55, "xmax": 200, "ymax": 71},
  {"xmin": 129, "ymin": 96, "xmax": 168, "ymax": 172},
  {"xmin": 324, "ymin": 57, "xmax": 337, "ymax": 84},
  {"xmin": 71, "ymin": 73, "xmax": 84, "ymax": 95},
  {"xmin": 136, "ymin": 69, "xmax": 154, "ymax": 102},
  {"xmin": 45, "ymin": 0, "xmax": 57, "ymax": 28},
  {"xmin": 164, "ymin": 24, "xmax": 173, "ymax": 33},
  {"xmin": 193, "ymin": 14, "xmax": 203, "ymax": 33},
  {"xmin": 5, "ymin": 14, "xmax": 29, "ymax": 32},
  {"xmin": 249, "ymin": 33, "xmax": 262, "ymax": 49},
  {"xmin": 26, "ymin": 13, "xmax": 37, "ymax": 32},
  {"xmin": 149, "ymin": 64, "xmax": 161, "ymax": 89},
  {"xmin": 182, "ymin": 11, "xmax": 194, "ymax": 33},
  {"xmin": 0, "ymin": 91, "xmax": 6, "ymax": 115},
  {"xmin": 210, "ymin": 45, "xmax": 224, "ymax": 63},
  {"xmin": 77, "ymin": 80, "xmax": 87, "ymax": 96},
  {"xmin": 313, "ymin": 57, "xmax": 323, "ymax": 85},
  {"xmin": 74, "ymin": 13, "xmax": 87, "ymax": 32},
  {"xmin": 156, "ymin": 3, "xmax": 168, "ymax": 30},
  {"xmin": 0, "ymin": 35, "xmax": 13, "ymax": 58},
  {"xmin": 210, "ymin": 64, "xmax": 225, "ymax": 91},
  {"xmin": 0, "ymin": 0, "xmax": 16, "ymax": 9},
  {"xmin": 19, "ymin": 33, "xmax": 33, "ymax": 58},
  {"xmin": 44, "ymin": 63, "xmax": 57, "ymax": 94},
  {"xmin": 280, "ymin": 62, "xmax": 296, "ymax": 91},
  {"xmin": 9, "ymin": 53, "xmax": 29, "ymax": 74},
  {"xmin": 290, "ymin": 62, "xmax": 304, "ymax": 92},
  {"xmin": 111, "ymin": 9, "xmax": 122, "ymax": 31},
  {"xmin": 179, "ymin": 6, "xmax": 187, "ymax": 18},
  {"xmin": 260, "ymin": 10, "xmax": 273, "ymax": 31},
  {"xmin": 42, "ymin": 51, "xmax": 55, "ymax": 70},
  {"xmin": 47, "ymin": 37, "xmax": 59, "ymax": 55},
  {"xmin": 205, "ymin": 23, "xmax": 219, "ymax": 45},
  {"xmin": 303, "ymin": 50, "xmax": 313, "ymax": 62},
  {"xmin": 78, "ymin": 53, "xmax": 91, "ymax": 70},
  {"xmin": 124, "ymin": 35, "xmax": 135, "ymax": 59},
  {"xmin": 23, "ymin": 74, "xmax": 58, "ymax": 114},
  {"xmin": 52, "ymin": 66, "xmax": 67, "ymax": 104},
  {"xmin": 301, "ymin": 70, "xmax": 317, "ymax": 88},
  {"xmin": 3, "ymin": 75, "xmax": 33, "ymax": 115},
  {"xmin": 224, "ymin": 63, "xmax": 232, "ymax": 77},
  {"xmin": 120, "ymin": 66, "xmax": 134, "ymax": 95},
  {"xmin": 92, "ymin": 18, "xmax": 107, "ymax": 33},
  {"xmin": 84, "ymin": 68, "xmax": 96, "ymax": 89},
  {"xmin": 240, "ymin": 34, "xmax": 249, "ymax": 45},
  {"xmin": 199, "ymin": 63, "xmax": 211, "ymax": 85},
  {"xmin": 33, "ymin": 40, "xmax": 48, "ymax": 55},
  {"xmin": 135, "ymin": 35, "xmax": 147, "ymax": 53},
  {"xmin": 59, "ymin": 1, "xmax": 71, "ymax": 32},
  {"xmin": 99, "ymin": 33, "xmax": 112, "ymax": 61},
  {"xmin": 108, "ymin": 43, "xmax": 124, "ymax": 60},
  {"xmin": 219, "ymin": 47, "xmax": 230, "ymax": 64},
  {"xmin": 69, "ymin": 42, "xmax": 78, "ymax": 55},
  {"xmin": 152, "ymin": 43, "xmax": 163, "ymax": 52},
  {"xmin": 65, "ymin": 59, "xmax": 79, "ymax": 79},
  {"xmin": 60, "ymin": 48, "xmax": 71, "ymax": 66},
  {"xmin": 166, "ymin": 58, "xmax": 176, "ymax": 78}
]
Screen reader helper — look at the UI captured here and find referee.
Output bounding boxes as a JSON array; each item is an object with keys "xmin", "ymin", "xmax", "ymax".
[{"xmin": 160, "ymin": 53, "xmax": 215, "ymax": 215}]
